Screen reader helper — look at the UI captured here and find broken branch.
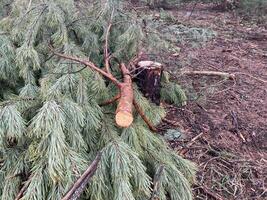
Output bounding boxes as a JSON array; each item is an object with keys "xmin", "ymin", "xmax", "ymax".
[
  {"xmin": 104, "ymin": 23, "xmax": 112, "ymax": 74},
  {"xmin": 179, "ymin": 132, "xmax": 205, "ymax": 155},
  {"xmin": 182, "ymin": 70, "xmax": 235, "ymax": 79},
  {"xmin": 150, "ymin": 165, "xmax": 164, "ymax": 200},
  {"xmin": 133, "ymin": 99, "xmax": 157, "ymax": 132},
  {"xmin": 50, "ymin": 47, "xmax": 121, "ymax": 87},
  {"xmin": 61, "ymin": 153, "xmax": 101, "ymax": 200}
]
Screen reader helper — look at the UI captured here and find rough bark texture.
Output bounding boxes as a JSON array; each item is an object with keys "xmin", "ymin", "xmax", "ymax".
[{"xmin": 136, "ymin": 61, "xmax": 163, "ymax": 105}]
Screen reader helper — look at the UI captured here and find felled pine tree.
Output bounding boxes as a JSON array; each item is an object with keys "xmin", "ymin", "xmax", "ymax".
[{"xmin": 0, "ymin": 0, "xmax": 196, "ymax": 200}]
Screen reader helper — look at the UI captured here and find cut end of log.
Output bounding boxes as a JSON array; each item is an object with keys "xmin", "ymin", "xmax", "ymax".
[
  {"xmin": 115, "ymin": 111, "xmax": 134, "ymax": 128},
  {"xmin": 138, "ymin": 61, "xmax": 162, "ymax": 69}
]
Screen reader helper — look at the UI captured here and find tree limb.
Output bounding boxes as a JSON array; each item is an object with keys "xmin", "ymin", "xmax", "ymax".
[
  {"xmin": 115, "ymin": 63, "xmax": 134, "ymax": 128},
  {"xmin": 104, "ymin": 8, "xmax": 114, "ymax": 74},
  {"xmin": 50, "ymin": 47, "xmax": 121, "ymax": 87},
  {"xmin": 179, "ymin": 132, "xmax": 205, "ymax": 155},
  {"xmin": 104, "ymin": 23, "xmax": 112, "ymax": 74},
  {"xmin": 51, "ymin": 48, "xmax": 158, "ymax": 129},
  {"xmin": 133, "ymin": 99, "xmax": 157, "ymax": 132},
  {"xmin": 61, "ymin": 152, "xmax": 102, "ymax": 200},
  {"xmin": 181, "ymin": 70, "xmax": 235, "ymax": 79}
]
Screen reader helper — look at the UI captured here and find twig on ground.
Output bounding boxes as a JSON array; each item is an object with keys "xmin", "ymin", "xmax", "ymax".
[
  {"xmin": 26, "ymin": 0, "xmax": 32, "ymax": 12},
  {"xmin": 234, "ymin": 72, "xmax": 267, "ymax": 83},
  {"xmin": 188, "ymin": 0, "xmax": 199, "ymax": 20},
  {"xmin": 182, "ymin": 70, "xmax": 235, "ymax": 79},
  {"xmin": 179, "ymin": 132, "xmax": 205, "ymax": 155}
]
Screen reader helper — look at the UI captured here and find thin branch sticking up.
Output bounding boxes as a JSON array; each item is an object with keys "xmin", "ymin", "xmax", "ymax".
[
  {"xmin": 104, "ymin": 8, "xmax": 114, "ymax": 74},
  {"xmin": 104, "ymin": 23, "xmax": 112, "ymax": 74},
  {"xmin": 61, "ymin": 153, "xmax": 102, "ymax": 200}
]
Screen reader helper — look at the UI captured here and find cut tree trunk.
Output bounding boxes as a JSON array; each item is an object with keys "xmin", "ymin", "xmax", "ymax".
[{"xmin": 135, "ymin": 61, "xmax": 163, "ymax": 105}]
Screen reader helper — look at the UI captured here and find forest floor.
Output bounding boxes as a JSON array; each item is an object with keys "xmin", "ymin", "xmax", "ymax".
[{"xmin": 160, "ymin": 3, "xmax": 266, "ymax": 200}]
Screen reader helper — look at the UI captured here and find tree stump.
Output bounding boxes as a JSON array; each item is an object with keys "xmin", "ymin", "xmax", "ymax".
[{"xmin": 135, "ymin": 61, "xmax": 163, "ymax": 105}]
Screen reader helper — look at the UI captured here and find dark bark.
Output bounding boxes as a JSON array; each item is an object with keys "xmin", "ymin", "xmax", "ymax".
[{"xmin": 135, "ymin": 61, "xmax": 163, "ymax": 105}]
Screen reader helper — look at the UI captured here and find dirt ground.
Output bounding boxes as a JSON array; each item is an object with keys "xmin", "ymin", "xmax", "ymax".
[{"xmin": 161, "ymin": 3, "xmax": 266, "ymax": 200}]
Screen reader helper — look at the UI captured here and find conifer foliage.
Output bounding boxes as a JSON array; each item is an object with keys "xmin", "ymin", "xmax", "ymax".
[{"xmin": 0, "ymin": 0, "xmax": 196, "ymax": 199}]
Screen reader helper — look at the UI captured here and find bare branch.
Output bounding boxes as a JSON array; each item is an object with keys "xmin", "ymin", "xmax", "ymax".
[
  {"xmin": 104, "ymin": 8, "xmax": 114, "ymax": 74},
  {"xmin": 61, "ymin": 153, "xmax": 102, "ymax": 200},
  {"xmin": 15, "ymin": 175, "xmax": 33, "ymax": 200},
  {"xmin": 133, "ymin": 99, "xmax": 157, "ymax": 132},
  {"xmin": 49, "ymin": 46, "xmax": 121, "ymax": 87}
]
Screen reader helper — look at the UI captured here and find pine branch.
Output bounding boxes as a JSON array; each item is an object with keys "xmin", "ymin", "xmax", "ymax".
[
  {"xmin": 104, "ymin": 22, "xmax": 112, "ymax": 74},
  {"xmin": 61, "ymin": 152, "xmax": 102, "ymax": 200},
  {"xmin": 133, "ymin": 99, "xmax": 157, "ymax": 132},
  {"xmin": 26, "ymin": 0, "xmax": 33, "ymax": 12},
  {"xmin": 104, "ymin": 8, "xmax": 114, "ymax": 74},
  {"xmin": 48, "ymin": 66, "xmax": 87, "ymax": 75},
  {"xmin": 150, "ymin": 165, "xmax": 164, "ymax": 200},
  {"xmin": 49, "ymin": 46, "xmax": 121, "ymax": 87},
  {"xmin": 14, "ymin": 175, "xmax": 33, "ymax": 200},
  {"xmin": 0, "ymin": 97, "xmax": 36, "ymax": 107}
]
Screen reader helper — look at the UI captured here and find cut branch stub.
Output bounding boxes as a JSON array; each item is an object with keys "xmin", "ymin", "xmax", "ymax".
[{"xmin": 115, "ymin": 63, "xmax": 134, "ymax": 128}]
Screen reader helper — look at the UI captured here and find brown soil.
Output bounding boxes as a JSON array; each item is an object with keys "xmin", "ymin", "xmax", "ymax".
[{"xmin": 162, "ymin": 3, "xmax": 266, "ymax": 200}]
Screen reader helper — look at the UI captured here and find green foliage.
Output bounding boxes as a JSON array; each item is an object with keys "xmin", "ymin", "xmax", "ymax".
[
  {"xmin": 0, "ymin": 0, "xmax": 196, "ymax": 199},
  {"xmin": 161, "ymin": 71, "xmax": 187, "ymax": 106}
]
